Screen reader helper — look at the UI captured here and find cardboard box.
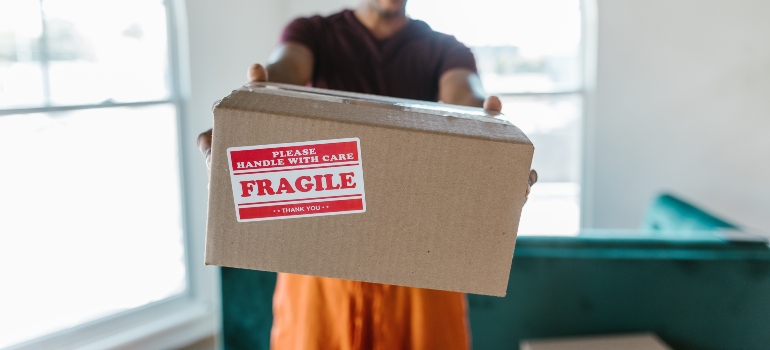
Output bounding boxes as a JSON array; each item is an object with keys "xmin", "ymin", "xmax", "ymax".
[
  {"xmin": 205, "ymin": 82, "xmax": 533, "ymax": 296},
  {"xmin": 520, "ymin": 333, "xmax": 672, "ymax": 350}
]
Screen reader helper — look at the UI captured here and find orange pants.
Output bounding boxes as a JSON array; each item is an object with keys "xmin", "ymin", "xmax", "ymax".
[{"xmin": 271, "ymin": 273, "xmax": 470, "ymax": 350}]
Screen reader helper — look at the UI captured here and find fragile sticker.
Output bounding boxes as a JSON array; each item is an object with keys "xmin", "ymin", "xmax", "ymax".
[{"xmin": 227, "ymin": 138, "xmax": 366, "ymax": 222}]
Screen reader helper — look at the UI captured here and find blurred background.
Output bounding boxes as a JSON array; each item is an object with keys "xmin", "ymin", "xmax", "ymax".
[{"xmin": 1, "ymin": 0, "xmax": 768, "ymax": 349}]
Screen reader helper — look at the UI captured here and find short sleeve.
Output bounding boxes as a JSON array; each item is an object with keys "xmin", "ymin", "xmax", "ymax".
[
  {"xmin": 280, "ymin": 16, "xmax": 321, "ymax": 53},
  {"xmin": 438, "ymin": 35, "xmax": 477, "ymax": 76}
]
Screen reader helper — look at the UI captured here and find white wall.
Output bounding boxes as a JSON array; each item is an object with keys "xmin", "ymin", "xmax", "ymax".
[{"xmin": 588, "ymin": 0, "xmax": 770, "ymax": 231}]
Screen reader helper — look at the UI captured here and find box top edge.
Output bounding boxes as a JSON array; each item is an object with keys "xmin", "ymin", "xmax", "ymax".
[
  {"xmin": 215, "ymin": 85, "xmax": 533, "ymax": 146},
  {"xmin": 235, "ymin": 82, "xmax": 511, "ymax": 125}
]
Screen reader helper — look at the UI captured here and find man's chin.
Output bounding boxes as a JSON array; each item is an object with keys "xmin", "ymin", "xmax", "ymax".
[
  {"xmin": 369, "ymin": 1, "xmax": 406, "ymax": 19},
  {"xmin": 376, "ymin": 9, "xmax": 404, "ymax": 19}
]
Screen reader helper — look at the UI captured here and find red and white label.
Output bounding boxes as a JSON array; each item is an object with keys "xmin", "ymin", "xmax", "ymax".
[{"xmin": 227, "ymin": 138, "xmax": 366, "ymax": 222}]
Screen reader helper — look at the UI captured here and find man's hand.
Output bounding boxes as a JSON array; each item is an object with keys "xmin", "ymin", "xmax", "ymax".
[
  {"xmin": 196, "ymin": 128, "xmax": 213, "ymax": 170},
  {"xmin": 525, "ymin": 169, "xmax": 538, "ymax": 201},
  {"xmin": 481, "ymin": 95, "xmax": 538, "ymax": 201},
  {"xmin": 197, "ymin": 64, "xmax": 269, "ymax": 169}
]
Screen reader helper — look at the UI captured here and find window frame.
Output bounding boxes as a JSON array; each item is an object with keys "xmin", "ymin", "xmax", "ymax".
[
  {"xmin": 467, "ymin": 0, "xmax": 594, "ymax": 235},
  {"xmin": 407, "ymin": 0, "xmax": 598, "ymax": 234},
  {"xmin": 3, "ymin": 0, "xmax": 218, "ymax": 349},
  {"xmin": 579, "ymin": 0, "xmax": 598, "ymax": 229}
]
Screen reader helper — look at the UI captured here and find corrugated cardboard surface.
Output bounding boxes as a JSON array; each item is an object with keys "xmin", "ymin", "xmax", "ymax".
[
  {"xmin": 521, "ymin": 333, "xmax": 672, "ymax": 350},
  {"xmin": 206, "ymin": 83, "xmax": 533, "ymax": 296}
]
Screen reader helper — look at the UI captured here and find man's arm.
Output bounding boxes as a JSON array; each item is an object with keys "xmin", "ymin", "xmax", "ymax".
[
  {"xmin": 438, "ymin": 68, "xmax": 501, "ymax": 111},
  {"xmin": 263, "ymin": 42, "xmax": 314, "ymax": 85}
]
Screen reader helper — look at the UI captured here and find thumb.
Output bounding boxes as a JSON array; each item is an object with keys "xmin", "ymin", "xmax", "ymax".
[
  {"xmin": 247, "ymin": 64, "xmax": 268, "ymax": 82},
  {"xmin": 483, "ymin": 95, "xmax": 502, "ymax": 112}
]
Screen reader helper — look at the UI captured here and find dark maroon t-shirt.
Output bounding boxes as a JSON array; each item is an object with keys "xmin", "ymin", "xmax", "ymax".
[{"xmin": 280, "ymin": 10, "xmax": 477, "ymax": 102}]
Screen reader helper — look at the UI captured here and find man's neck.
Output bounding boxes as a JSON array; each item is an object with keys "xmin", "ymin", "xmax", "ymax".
[{"xmin": 353, "ymin": 3, "xmax": 409, "ymax": 40}]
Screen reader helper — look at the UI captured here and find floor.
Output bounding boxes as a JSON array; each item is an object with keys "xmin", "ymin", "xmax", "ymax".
[{"xmin": 179, "ymin": 335, "xmax": 217, "ymax": 350}]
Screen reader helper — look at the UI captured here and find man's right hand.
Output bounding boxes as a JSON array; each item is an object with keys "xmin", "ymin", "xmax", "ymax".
[{"xmin": 197, "ymin": 64, "xmax": 269, "ymax": 170}]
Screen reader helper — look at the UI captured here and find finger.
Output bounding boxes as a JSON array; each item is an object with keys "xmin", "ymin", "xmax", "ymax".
[
  {"xmin": 529, "ymin": 169, "xmax": 538, "ymax": 186},
  {"xmin": 524, "ymin": 169, "xmax": 537, "ymax": 200},
  {"xmin": 247, "ymin": 64, "xmax": 269, "ymax": 82},
  {"xmin": 197, "ymin": 129, "xmax": 212, "ymax": 157},
  {"xmin": 483, "ymin": 95, "xmax": 502, "ymax": 112}
]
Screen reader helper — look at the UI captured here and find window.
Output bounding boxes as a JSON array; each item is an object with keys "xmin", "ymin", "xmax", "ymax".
[
  {"xmin": 0, "ymin": 1, "xmax": 212, "ymax": 348},
  {"xmin": 407, "ymin": 0, "xmax": 584, "ymax": 236}
]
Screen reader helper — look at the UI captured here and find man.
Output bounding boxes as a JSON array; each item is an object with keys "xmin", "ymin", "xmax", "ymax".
[{"xmin": 198, "ymin": 0, "xmax": 538, "ymax": 348}]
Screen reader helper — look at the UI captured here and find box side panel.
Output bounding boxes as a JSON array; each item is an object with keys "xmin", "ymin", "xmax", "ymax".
[{"xmin": 207, "ymin": 108, "xmax": 534, "ymax": 296}]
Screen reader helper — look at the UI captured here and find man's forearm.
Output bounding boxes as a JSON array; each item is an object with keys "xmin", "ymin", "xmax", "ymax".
[
  {"xmin": 266, "ymin": 60, "xmax": 309, "ymax": 85},
  {"xmin": 265, "ymin": 43, "xmax": 315, "ymax": 85},
  {"xmin": 444, "ymin": 94, "xmax": 485, "ymax": 108},
  {"xmin": 438, "ymin": 69, "xmax": 487, "ymax": 108}
]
